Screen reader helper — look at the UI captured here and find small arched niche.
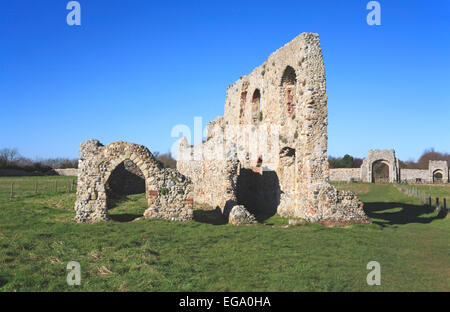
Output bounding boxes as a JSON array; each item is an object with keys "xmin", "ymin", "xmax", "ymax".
[
  {"xmin": 239, "ymin": 90, "xmax": 247, "ymax": 124},
  {"xmin": 251, "ymin": 89, "xmax": 261, "ymax": 122},
  {"xmin": 280, "ymin": 66, "xmax": 297, "ymax": 116}
]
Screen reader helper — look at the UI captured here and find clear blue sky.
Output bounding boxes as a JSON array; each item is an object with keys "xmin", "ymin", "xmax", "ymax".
[{"xmin": 1, "ymin": 0, "xmax": 449, "ymax": 162}]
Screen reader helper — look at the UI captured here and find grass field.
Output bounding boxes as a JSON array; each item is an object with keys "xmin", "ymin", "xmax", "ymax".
[
  {"xmin": 0, "ymin": 177, "xmax": 448, "ymax": 291},
  {"xmin": 401, "ymin": 184, "xmax": 450, "ymax": 200}
]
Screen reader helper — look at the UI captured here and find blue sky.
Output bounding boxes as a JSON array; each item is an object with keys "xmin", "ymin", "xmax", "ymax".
[{"xmin": 0, "ymin": 0, "xmax": 449, "ymax": 161}]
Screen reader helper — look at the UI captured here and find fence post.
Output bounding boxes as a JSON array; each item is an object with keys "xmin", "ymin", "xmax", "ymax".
[
  {"xmin": 10, "ymin": 182, "xmax": 14, "ymax": 199},
  {"xmin": 55, "ymin": 181, "xmax": 57, "ymax": 192},
  {"xmin": 429, "ymin": 196, "xmax": 432, "ymax": 208},
  {"xmin": 35, "ymin": 181, "xmax": 38, "ymax": 194}
]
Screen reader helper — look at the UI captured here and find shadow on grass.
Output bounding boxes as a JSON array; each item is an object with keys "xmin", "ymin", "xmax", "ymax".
[
  {"xmin": 193, "ymin": 209, "xmax": 227, "ymax": 225},
  {"xmin": 364, "ymin": 202, "xmax": 445, "ymax": 226},
  {"xmin": 106, "ymin": 195, "xmax": 129, "ymax": 210},
  {"xmin": 109, "ymin": 213, "xmax": 142, "ymax": 222},
  {"xmin": 106, "ymin": 194, "xmax": 146, "ymax": 222}
]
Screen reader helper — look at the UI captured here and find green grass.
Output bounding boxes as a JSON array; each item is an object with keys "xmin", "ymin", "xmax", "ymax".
[
  {"xmin": 0, "ymin": 178, "xmax": 448, "ymax": 291},
  {"xmin": 401, "ymin": 184, "xmax": 450, "ymax": 200}
]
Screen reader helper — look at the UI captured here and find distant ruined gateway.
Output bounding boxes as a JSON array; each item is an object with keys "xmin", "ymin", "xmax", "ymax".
[
  {"xmin": 330, "ymin": 149, "xmax": 449, "ymax": 184},
  {"xmin": 75, "ymin": 33, "xmax": 370, "ymax": 224}
]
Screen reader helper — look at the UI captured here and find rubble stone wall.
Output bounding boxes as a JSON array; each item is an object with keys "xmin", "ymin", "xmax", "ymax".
[
  {"xmin": 75, "ymin": 140, "xmax": 193, "ymax": 223},
  {"xmin": 361, "ymin": 150, "xmax": 400, "ymax": 183},
  {"xmin": 329, "ymin": 168, "xmax": 361, "ymax": 182},
  {"xmin": 177, "ymin": 33, "xmax": 370, "ymax": 224},
  {"xmin": 400, "ymin": 169, "xmax": 429, "ymax": 183},
  {"xmin": 429, "ymin": 160, "xmax": 449, "ymax": 183},
  {"xmin": 54, "ymin": 168, "xmax": 78, "ymax": 176}
]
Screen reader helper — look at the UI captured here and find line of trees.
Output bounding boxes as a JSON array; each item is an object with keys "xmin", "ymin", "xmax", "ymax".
[
  {"xmin": 399, "ymin": 148, "xmax": 450, "ymax": 169},
  {"xmin": 0, "ymin": 147, "xmax": 178, "ymax": 173},
  {"xmin": 153, "ymin": 151, "xmax": 176, "ymax": 169},
  {"xmin": 0, "ymin": 148, "xmax": 78, "ymax": 173},
  {"xmin": 328, "ymin": 154, "xmax": 363, "ymax": 169}
]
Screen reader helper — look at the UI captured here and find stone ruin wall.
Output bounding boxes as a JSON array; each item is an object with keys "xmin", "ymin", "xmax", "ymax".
[
  {"xmin": 177, "ymin": 33, "xmax": 369, "ymax": 224},
  {"xmin": 399, "ymin": 169, "xmax": 430, "ymax": 183},
  {"xmin": 330, "ymin": 150, "xmax": 449, "ymax": 184},
  {"xmin": 54, "ymin": 168, "xmax": 78, "ymax": 176},
  {"xmin": 75, "ymin": 140, "xmax": 194, "ymax": 223},
  {"xmin": 329, "ymin": 168, "xmax": 361, "ymax": 182},
  {"xmin": 361, "ymin": 150, "xmax": 400, "ymax": 183}
]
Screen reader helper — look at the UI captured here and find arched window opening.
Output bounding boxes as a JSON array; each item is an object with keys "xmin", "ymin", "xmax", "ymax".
[
  {"xmin": 280, "ymin": 66, "xmax": 297, "ymax": 116},
  {"xmin": 372, "ymin": 160, "xmax": 390, "ymax": 183},
  {"xmin": 281, "ymin": 66, "xmax": 297, "ymax": 86},
  {"xmin": 251, "ymin": 89, "xmax": 261, "ymax": 122},
  {"xmin": 239, "ymin": 91, "xmax": 247, "ymax": 123}
]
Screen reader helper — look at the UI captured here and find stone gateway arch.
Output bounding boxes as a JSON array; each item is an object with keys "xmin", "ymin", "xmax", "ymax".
[{"xmin": 75, "ymin": 140, "xmax": 194, "ymax": 223}]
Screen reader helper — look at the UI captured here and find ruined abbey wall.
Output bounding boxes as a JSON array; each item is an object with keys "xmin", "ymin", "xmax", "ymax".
[
  {"xmin": 75, "ymin": 140, "xmax": 193, "ymax": 223},
  {"xmin": 330, "ymin": 150, "xmax": 449, "ymax": 184},
  {"xmin": 329, "ymin": 168, "xmax": 361, "ymax": 182},
  {"xmin": 177, "ymin": 33, "xmax": 369, "ymax": 223}
]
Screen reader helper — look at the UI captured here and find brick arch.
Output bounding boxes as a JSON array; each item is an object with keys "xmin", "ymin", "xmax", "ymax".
[{"xmin": 74, "ymin": 139, "xmax": 194, "ymax": 223}]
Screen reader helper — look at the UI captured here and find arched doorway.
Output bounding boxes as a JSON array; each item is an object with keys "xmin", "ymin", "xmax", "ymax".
[
  {"xmin": 372, "ymin": 160, "xmax": 390, "ymax": 183},
  {"xmin": 105, "ymin": 159, "xmax": 147, "ymax": 221},
  {"xmin": 433, "ymin": 169, "xmax": 444, "ymax": 183}
]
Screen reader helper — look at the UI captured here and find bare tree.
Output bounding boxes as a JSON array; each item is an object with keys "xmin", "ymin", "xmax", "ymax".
[{"xmin": 0, "ymin": 148, "xmax": 20, "ymax": 167}]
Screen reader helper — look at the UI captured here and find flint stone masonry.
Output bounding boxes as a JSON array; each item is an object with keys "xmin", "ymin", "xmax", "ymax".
[
  {"xmin": 228, "ymin": 205, "xmax": 257, "ymax": 226},
  {"xmin": 428, "ymin": 161, "xmax": 449, "ymax": 183},
  {"xmin": 75, "ymin": 140, "xmax": 194, "ymax": 223},
  {"xmin": 329, "ymin": 168, "xmax": 361, "ymax": 182},
  {"xmin": 399, "ymin": 169, "xmax": 429, "ymax": 183},
  {"xmin": 361, "ymin": 150, "xmax": 400, "ymax": 183},
  {"xmin": 178, "ymin": 33, "xmax": 370, "ymax": 224},
  {"xmin": 330, "ymin": 150, "xmax": 449, "ymax": 184},
  {"xmin": 54, "ymin": 168, "xmax": 78, "ymax": 176}
]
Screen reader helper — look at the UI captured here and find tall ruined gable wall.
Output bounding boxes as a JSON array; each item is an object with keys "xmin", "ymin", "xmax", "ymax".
[{"xmin": 178, "ymin": 33, "xmax": 370, "ymax": 224}]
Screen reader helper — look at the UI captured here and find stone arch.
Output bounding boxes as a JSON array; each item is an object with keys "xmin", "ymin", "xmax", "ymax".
[
  {"xmin": 429, "ymin": 160, "xmax": 448, "ymax": 184},
  {"xmin": 281, "ymin": 66, "xmax": 297, "ymax": 86},
  {"xmin": 280, "ymin": 66, "xmax": 297, "ymax": 116},
  {"xmin": 433, "ymin": 169, "xmax": 444, "ymax": 183},
  {"xmin": 105, "ymin": 159, "xmax": 146, "ymax": 198},
  {"xmin": 360, "ymin": 150, "xmax": 400, "ymax": 183},
  {"xmin": 251, "ymin": 89, "xmax": 261, "ymax": 123},
  {"xmin": 74, "ymin": 140, "xmax": 194, "ymax": 223},
  {"xmin": 371, "ymin": 159, "xmax": 390, "ymax": 183}
]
